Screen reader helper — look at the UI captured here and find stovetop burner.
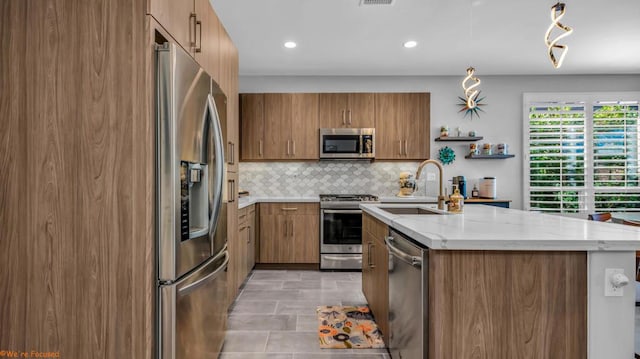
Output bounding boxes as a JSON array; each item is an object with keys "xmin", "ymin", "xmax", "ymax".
[{"xmin": 319, "ymin": 194, "xmax": 379, "ymax": 202}]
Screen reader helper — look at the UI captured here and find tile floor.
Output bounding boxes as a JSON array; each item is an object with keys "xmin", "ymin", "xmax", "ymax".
[{"xmin": 220, "ymin": 269, "xmax": 391, "ymax": 359}]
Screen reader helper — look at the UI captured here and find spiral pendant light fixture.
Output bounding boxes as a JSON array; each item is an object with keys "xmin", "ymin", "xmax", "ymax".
[
  {"xmin": 545, "ymin": 2, "xmax": 573, "ymax": 68},
  {"xmin": 462, "ymin": 67, "xmax": 481, "ymax": 109}
]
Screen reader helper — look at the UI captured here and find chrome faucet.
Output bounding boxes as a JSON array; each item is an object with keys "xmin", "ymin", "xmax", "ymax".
[{"xmin": 415, "ymin": 159, "xmax": 446, "ymax": 210}]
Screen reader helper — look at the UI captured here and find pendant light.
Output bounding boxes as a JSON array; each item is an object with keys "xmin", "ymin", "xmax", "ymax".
[
  {"xmin": 462, "ymin": 0, "xmax": 481, "ymax": 110},
  {"xmin": 545, "ymin": 2, "xmax": 573, "ymax": 68}
]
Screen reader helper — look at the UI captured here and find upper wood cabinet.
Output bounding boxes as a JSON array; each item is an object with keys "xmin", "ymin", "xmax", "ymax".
[
  {"xmin": 149, "ymin": 0, "xmax": 219, "ymax": 79},
  {"xmin": 194, "ymin": 0, "xmax": 220, "ymax": 81},
  {"xmin": 148, "ymin": 0, "xmax": 195, "ymax": 54},
  {"xmin": 219, "ymin": 24, "xmax": 239, "ymax": 172},
  {"xmin": 375, "ymin": 93, "xmax": 430, "ymax": 160},
  {"xmin": 362, "ymin": 212, "xmax": 390, "ymax": 345},
  {"xmin": 240, "ymin": 94, "xmax": 265, "ymax": 160},
  {"xmin": 240, "ymin": 93, "xmax": 319, "ymax": 160},
  {"xmin": 319, "ymin": 93, "xmax": 375, "ymax": 128}
]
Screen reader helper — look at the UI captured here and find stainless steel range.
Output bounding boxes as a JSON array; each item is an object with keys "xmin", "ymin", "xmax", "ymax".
[{"xmin": 319, "ymin": 194, "xmax": 379, "ymax": 270}]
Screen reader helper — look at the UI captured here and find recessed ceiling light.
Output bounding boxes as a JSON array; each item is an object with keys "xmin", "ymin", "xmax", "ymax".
[
  {"xmin": 284, "ymin": 41, "xmax": 297, "ymax": 49},
  {"xmin": 403, "ymin": 41, "xmax": 418, "ymax": 48}
]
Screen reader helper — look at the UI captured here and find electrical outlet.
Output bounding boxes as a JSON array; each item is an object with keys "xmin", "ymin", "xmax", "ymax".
[
  {"xmin": 604, "ymin": 268, "xmax": 627, "ymax": 297},
  {"xmin": 426, "ymin": 173, "xmax": 436, "ymax": 181}
]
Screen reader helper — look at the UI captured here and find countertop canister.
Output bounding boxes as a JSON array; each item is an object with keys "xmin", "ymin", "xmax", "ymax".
[{"xmin": 479, "ymin": 177, "xmax": 497, "ymax": 199}]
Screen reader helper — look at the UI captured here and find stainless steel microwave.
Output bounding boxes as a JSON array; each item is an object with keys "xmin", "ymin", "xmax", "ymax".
[{"xmin": 319, "ymin": 128, "xmax": 375, "ymax": 159}]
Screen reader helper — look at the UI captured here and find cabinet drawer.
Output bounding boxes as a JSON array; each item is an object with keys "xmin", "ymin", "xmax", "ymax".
[
  {"xmin": 259, "ymin": 202, "xmax": 318, "ymax": 215},
  {"xmin": 363, "ymin": 212, "xmax": 388, "ymax": 244}
]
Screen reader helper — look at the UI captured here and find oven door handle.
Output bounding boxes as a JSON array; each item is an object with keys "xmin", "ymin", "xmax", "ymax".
[
  {"xmin": 323, "ymin": 255, "xmax": 362, "ymax": 261},
  {"xmin": 322, "ymin": 209, "xmax": 362, "ymax": 214}
]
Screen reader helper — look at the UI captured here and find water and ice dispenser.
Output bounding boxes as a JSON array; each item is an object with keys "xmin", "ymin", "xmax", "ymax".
[{"xmin": 180, "ymin": 161, "xmax": 209, "ymax": 241}]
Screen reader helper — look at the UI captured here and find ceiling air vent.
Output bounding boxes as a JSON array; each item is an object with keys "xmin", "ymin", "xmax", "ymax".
[{"xmin": 360, "ymin": 0, "xmax": 394, "ymax": 6}]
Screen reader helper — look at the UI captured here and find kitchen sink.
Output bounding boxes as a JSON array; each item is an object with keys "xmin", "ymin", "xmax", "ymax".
[{"xmin": 379, "ymin": 207, "xmax": 446, "ymax": 215}]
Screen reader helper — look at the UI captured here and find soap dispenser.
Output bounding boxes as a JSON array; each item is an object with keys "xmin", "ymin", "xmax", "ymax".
[{"xmin": 448, "ymin": 185, "xmax": 464, "ymax": 213}]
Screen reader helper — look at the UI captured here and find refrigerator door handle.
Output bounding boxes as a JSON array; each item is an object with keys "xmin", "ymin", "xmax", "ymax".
[
  {"xmin": 206, "ymin": 94, "xmax": 225, "ymax": 239},
  {"xmin": 178, "ymin": 250, "xmax": 229, "ymax": 296}
]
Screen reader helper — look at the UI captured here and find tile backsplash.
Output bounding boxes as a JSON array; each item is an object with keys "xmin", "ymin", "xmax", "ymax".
[{"xmin": 239, "ymin": 161, "xmax": 431, "ymax": 197}]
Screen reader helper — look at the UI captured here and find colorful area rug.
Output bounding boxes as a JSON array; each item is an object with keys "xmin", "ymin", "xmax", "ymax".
[{"xmin": 316, "ymin": 305, "xmax": 385, "ymax": 349}]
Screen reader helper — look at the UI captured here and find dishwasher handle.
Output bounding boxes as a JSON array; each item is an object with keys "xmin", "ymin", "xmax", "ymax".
[{"xmin": 385, "ymin": 236, "xmax": 422, "ymax": 268}]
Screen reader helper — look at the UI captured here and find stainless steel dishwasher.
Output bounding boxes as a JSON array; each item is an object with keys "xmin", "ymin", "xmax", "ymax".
[{"xmin": 386, "ymin": 228, "xmax": 428, "ymax": 359}]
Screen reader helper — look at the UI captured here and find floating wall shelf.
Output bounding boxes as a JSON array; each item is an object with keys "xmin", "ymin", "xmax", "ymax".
[
  {"xmin": 465, "ymin": 154, "xmax": 515, "ymax": 159},
  {"xmin": 435, "ymin": 136, "xmax": 484, "ymax": 142}
]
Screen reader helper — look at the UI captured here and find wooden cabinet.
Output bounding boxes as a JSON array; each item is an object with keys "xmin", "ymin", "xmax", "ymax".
[
  {"xmin": 148, "ymin": 0, "xmax": 219, "ymax": 78},
  {"xmin": 375, "ymin": 93, "xmax": 430, "ymax": 160},
  {"xmin": 258, "ymin": 203, "xmax": 319, "ymax": 263},
  {"xmin": 226, "ymin": 171, "xmax": 239, "ymax": 306},
  {"xmin": 362, "ymin": 213, "xmax": 390, "ymax": 345},
  {"xmin": 319, "ymin": 93, "xmax": 375, "ymax": 128},
  {"xmin": 241, "ymin": 93, "xmax": 319, "ymax": 160},
  {"xmin": 148, "ymin": 0, "xmax": 195, "ymax": 54},
  {"xmin": 194, "ymin": 0, "xmax": 220, "ymax": 80},
  {"xmin": 219, "ymin": 25, "xmax": 239, "ymax": 172},
  {"xmin": 247, "ymin": 205, "xmax": 257, "ymax": 272},
  {"xmin": 240, "ymin": 94, "xmax": 265, "ymax": 160},
  {"xmin": 1, "ymin": 1, "xmax": 238, "ymax": 358},
  {"xmin": 429, "ymin": 250, "xmax": 586, "ymax": 358},
  {"xmin": 229, "ymin": 203, "xmax": 257, "ymax": 304}
]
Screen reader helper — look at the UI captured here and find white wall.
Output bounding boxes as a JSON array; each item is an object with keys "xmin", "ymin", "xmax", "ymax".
[{"xmin": 240, "ymin": 75, "xmax": 640, "ymax": 209}]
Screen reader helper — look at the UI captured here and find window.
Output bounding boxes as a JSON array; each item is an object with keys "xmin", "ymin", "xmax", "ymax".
[{"xmin": 524, "ymin": 93, "xmax": 640, "ymax": 213}]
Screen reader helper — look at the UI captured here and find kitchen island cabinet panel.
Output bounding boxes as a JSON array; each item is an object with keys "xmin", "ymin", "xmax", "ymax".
[
  {"xmin": 429, "ymin": 250, "xmax": 587, "ymax": 359},
  {"xmin": 258, "ymin": 203, "xmax": 319, "ymax": 264},
  {"xmin": 362, "ymin": 213, "xmax": 390, "ymax": 346}
]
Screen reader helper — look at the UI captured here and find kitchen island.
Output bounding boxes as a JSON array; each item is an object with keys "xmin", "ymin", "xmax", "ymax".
[{"xmin": 361, "ymin": 203, "xmax": 640, "ymax": 359}]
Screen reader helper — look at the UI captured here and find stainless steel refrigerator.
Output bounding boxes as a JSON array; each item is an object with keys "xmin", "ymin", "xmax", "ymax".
[{"xmin": 156, "ymin": 42, "xmax": 228, "ymax": 359}]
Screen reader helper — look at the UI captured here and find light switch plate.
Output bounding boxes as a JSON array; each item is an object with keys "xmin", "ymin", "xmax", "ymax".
[{"xmin": 604, "ymin": 268, "xmax": 625, "ymax": 297}]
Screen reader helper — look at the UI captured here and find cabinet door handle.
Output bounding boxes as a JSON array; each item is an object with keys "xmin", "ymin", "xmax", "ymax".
[
  {"xmin": 399, "ymin": 140, "xmax": 402, "ymax": 156},
  {"xmin": 289, "ymin": 221, "xmax": 293, "ymax": 237},
  {"xmin": 189, "ymin": 13, "xmax": 197, "ymax": 48},
  {"xmin": 228, "ymin": 141, "xmax": 234, "ymax": 165},
  {"xmin": 286, "ymin": 140, "xmax": 290, "ymax": 156},
  {"xmin": 247, "ymin": 225, "xmax": 251, "ymax": 243},
  {"xmin": 341, "ymin": 109, "xmax": 346, "ymax": 125},
  {"xmin": 292, "ymin": 140, "xmax": 295, "ymax": 156},
  {"xmin": 404, "ymin": 140, "xmax": 408, "ymax": 156},
  {"xmin": 259, "ymin": 140, "xmax": 263, "ymax": 156},
  {"xmin": 231, "ymin": 142, "xmax": 235, "ymax": 164},
  {"xmin": 369, "ymin": 243, "xmax": 376, "ymax": 269},
  {"xmin": 228, "ymin": 180, "xmax": 235, "ymax": 202},
  {"xmin": 283, "ymin": 220, "xmax": 287, "ymax": 236},
  {"xmin": 281, "ymin": 207, "xmax": 298, "ymax": 211},
  {"xmin": 348, "ymin": 109, "xmax": 352, "ymax": 125},
  {"xmin": 195, "ymin": 19, "xmax": 202, "ymax": 53}
]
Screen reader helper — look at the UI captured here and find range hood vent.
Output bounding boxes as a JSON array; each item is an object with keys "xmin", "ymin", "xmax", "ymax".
[{"xmin": 360, "ymin": 0, "xmax": 394, "ymax": 5}]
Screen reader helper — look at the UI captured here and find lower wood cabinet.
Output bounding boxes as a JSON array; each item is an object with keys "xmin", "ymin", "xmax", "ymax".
[
  {"xmin": 362, "ymin": 213, "xmax": 586, "ymax": 358},
  {"xmin": 362, "ymin": 212, "xmax": 390, "ymax": 346},
  {"xmin": 258, "ymin": 203, "xmax": 319, "ymax": 263},
  {"xmin": 229, "ymin": 203, "xmax": 256, "ymax": 304}
]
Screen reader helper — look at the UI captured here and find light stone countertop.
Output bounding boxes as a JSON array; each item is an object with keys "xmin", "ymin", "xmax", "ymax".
[
  {"xmin": 238, "ymin": 196, "xmax": 319, "ymax": 209},
  {"xmin": 378, "ymin": 196, "xmax": 438, "ymax": 203},
  {"xmin": 238, "ymin": 195, "xmax": 437, "ymax": 209},
  {"xmin": 361, "ymin": 203, "xmax": 640, "ymax": 251}
]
